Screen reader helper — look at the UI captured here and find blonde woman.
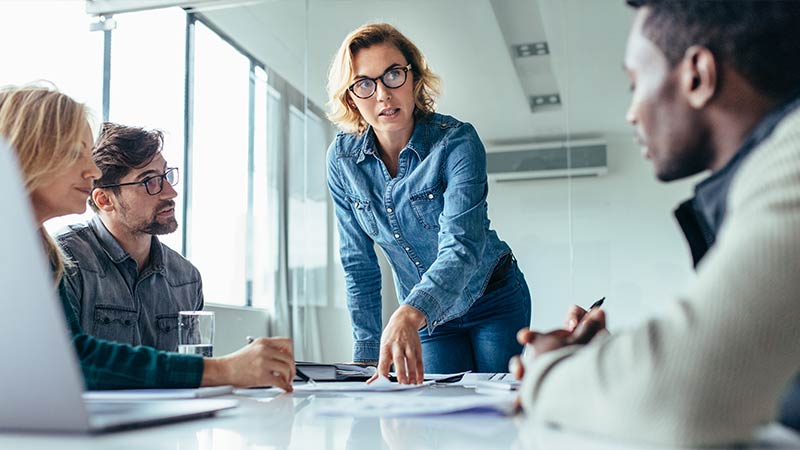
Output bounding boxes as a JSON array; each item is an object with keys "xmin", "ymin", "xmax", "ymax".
[
  {"xmin": 0, "ymin": 85, "xmax": 295, "ymax": 390},
  {"xmin": 326, "ymin": 24, "xmax": 531, "ymax": 384}
]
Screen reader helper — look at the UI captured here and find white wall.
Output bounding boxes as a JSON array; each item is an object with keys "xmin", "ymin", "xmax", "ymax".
[{"xmin": 487, "ymin": 134, "xmax": 702, "ymax": 332}]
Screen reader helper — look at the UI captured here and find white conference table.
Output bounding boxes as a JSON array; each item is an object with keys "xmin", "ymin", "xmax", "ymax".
[{"xmin": 1, "ymin": 385, "xmax": 799, "ymax": 450}]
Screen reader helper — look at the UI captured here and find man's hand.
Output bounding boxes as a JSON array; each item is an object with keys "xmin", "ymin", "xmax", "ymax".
[
  {"xmin": 511, "ymin": 307, "xmax": 607, "ymax": 381},
  {"xmin": 367, "ymin": 305, "xmax": 426, "ymax": 385},
  {"xmin": 201, "ymin": 337, "xmax": 296, "ymax": 391},
  {"xmin": 566, "ymin": 304, "xmax": 591, "ymax": 332}
]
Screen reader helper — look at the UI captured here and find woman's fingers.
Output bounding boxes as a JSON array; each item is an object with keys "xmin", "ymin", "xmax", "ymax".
[
  {"xmin": 393, "ymin": 345, "xmax": 407, "ymax": 384},
  {"xmin": 369, "ymin": 345, "xmax": 393, "ymax": 384}
]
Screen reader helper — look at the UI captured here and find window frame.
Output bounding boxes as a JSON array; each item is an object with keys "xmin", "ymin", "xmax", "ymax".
[{"xmin": 98, "ymin": 9, "xmax": 333, "ymax": 310}]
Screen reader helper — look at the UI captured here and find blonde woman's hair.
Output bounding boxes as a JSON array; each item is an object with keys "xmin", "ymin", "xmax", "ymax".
[
  {"xmin": 326, "ymin": 23, "xmax": 442, "ymax": 135},
  {"xmin": 0, "ymin": 84, "xmax": 89, "ymax": 283}
]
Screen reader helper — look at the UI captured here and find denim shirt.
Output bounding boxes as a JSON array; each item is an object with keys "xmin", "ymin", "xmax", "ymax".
[
  {"xmin": 56, "ymin": 215, "xmax": 203, "ymax": 352},
  {"xmin": 327, "ymin": 112, "xmax": 512, "ymax": 362}
]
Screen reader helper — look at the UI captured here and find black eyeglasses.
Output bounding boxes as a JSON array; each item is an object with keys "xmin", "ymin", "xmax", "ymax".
[
  {"xmin": 348, "ymin": 64, "xmax": 412, "ymax": 99},
  {"xmin": 95, "ymin": 167, "xmax": 179, "ymax": 196}
]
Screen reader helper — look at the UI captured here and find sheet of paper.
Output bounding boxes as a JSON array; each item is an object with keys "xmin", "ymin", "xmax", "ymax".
[
  {"xmin": 293, "ymin": 377, "xmax": 434, "ymax": 393},
  {"xmin": 457, "ymin": 372, "xmax": 513, "ymax": 388},
  {"xmin": 313, "ymin": 394, "xmax": 516, "ymax": 417},
  {"xmin": 83, "ymin": 385, "xmax": 234, "ymax": 400}
]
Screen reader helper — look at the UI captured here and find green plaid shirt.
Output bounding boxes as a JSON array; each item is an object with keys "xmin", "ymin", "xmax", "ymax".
[{"xmin": 59, "ymin": 279, "xmax": 204, "ymax": 390}]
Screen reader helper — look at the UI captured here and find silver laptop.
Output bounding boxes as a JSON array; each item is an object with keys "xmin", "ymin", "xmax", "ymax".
[{"xmin": 0, "ymin": 139, "xmax": 238, "ymax": 433}]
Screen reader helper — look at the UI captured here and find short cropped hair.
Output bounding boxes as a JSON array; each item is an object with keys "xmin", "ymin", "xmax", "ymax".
[
  {"xmin": 626, "ymin": 0, "xmax": 800, "ymax": 101},
  {"xmin": 326, "ymin": 23, "xmax": 442, "ymax": 135},
  {"xmin": 89, "ymin": 122, "xmax": 163, "ymax": 211}
]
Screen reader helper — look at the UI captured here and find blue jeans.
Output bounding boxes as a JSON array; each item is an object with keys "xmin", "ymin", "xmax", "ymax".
[{"xmin": 418, "ymin": 258, "xmax": 532, "ymax": 373}]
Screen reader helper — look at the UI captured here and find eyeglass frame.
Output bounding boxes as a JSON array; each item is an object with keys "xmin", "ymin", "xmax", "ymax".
[
  {"xmin": 347, "ymin": 64, "xmax": 412, "ymax": 99},
  {"xmin": 94, "ymin": 167, "xmax": 179, "ymax": 196}
]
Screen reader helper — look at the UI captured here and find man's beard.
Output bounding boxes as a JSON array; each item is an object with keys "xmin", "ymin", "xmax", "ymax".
[
  {"xmin": 121, "ymin": 199, "xmax": 178, "ymax": 235},
  {"xmin": 143, "ymin": 215, "xmax": 178, "ymax": 235}
]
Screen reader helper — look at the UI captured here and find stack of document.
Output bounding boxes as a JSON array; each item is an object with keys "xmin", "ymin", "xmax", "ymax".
[{"xmin": 295, "ymin": 362, "xmax": 376, "ymax": 381}]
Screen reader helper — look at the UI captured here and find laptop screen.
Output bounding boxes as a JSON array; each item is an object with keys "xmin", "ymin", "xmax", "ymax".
[{"xmin": 0, "ymin": 139, "xmax": 91, "ymax": 431}]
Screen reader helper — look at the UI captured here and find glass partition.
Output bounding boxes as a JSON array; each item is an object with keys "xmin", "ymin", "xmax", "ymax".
[
  {"xmin": 6, "ymin": 0, "xmax": 704, "ymax": 362},
  {"xmin": 298, "ymin": 0, "xmax": 698, "ymax": 356}
]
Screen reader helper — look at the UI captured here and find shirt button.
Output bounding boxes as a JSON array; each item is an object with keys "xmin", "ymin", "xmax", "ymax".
[
  {"xmin": 386, "ymin": 207, "xmax": 393, "ymax": 213},
  {"xmin": 427, "ymin": 194, "xmax": 434, "ymax": 199},
  {"xmin": 415, "ymin": 261, "xmax": 421, "ymax": 266},
  {"xmin": 394, "ymin": 233, "xmax": 400, "ymax": 238},
  {"xmin": 405, "ymin": 247, "xmax": 410, "ymax": 251}
]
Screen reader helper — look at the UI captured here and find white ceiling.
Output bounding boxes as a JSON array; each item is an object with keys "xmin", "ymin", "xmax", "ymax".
[{"xmin": 200, "ymin": 0, "xmax": 637, "ymax": 145}]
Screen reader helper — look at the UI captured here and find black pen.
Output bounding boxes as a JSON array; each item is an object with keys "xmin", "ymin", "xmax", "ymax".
[
  {"xmin": 589, "ymin": 297, "xmax": 605, "ymax": 310},
  {"xmin": 246, "ymin": 336, "xmax": 316, "ymax": 386}
]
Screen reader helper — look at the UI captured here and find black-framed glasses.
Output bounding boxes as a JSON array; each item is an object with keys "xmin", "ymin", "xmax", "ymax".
[
  {"xmin": 348, "ymin": 64, "xmax": 412, "ymax": 99},
  {"xmin": 95, "ymin": 167, "xmax": 179, "ymax": 196}
]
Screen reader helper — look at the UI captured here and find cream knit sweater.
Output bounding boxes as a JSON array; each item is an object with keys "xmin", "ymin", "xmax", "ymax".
[{"xmin": 520, "ymin": 108, "xmax": 800, "ymax": 446}]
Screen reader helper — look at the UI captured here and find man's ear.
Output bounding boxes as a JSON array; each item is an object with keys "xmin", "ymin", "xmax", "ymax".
[
  {"xmin": 91, "ymin": 188, "xmax": 115, "ymax": 213},
  {"xmin": 680, "ymin": 45, "xmax": 717, "ymax": 109}
]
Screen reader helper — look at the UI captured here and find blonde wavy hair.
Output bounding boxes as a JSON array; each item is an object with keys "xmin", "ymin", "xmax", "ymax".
[
  {"xmin": 0, "ymin": 85, "xmax": 89, "ymax": 283},
  {"xmin": 326, "ymin": 23, "xmax": 442, "ymax": 135}
]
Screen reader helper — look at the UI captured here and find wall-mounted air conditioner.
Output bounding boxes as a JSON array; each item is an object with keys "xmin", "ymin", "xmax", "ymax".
[{"xmin": 486, "ymin": 138, "xmax": 607, "ymax": 182}]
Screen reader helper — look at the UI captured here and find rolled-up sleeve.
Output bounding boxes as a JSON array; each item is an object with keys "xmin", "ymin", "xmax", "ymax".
[{"xmin": 327, "ymin": 142, "xmax": 383, "ymax": 362}]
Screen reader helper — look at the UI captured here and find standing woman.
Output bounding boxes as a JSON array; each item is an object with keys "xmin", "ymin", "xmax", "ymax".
[{"xmin": 326, "ymin": 23, "xmax": 531, "ymax": 383}]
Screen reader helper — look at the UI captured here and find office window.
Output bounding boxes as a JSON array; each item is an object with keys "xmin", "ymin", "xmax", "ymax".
[
  {"xmin": 107, "ymin": 7, "xmax": 186, "ymax": 252},
  {"xmin": 287, "ymin": 106, "xmax": 328, "ymax": 306},
  {"xmin": 0, "ymin": 2, "xmax": 103, "ymax": 115},
  {"xmin": 251, "ymin": 72, "xmax": 281, "ymax": 311},
  {"xmin": 188, "ymin": 21, "xmax": 250, "ymax": 306},
  {"xmin": 0, "ymin": 1, "xmax": 103, "ymax": 233}
]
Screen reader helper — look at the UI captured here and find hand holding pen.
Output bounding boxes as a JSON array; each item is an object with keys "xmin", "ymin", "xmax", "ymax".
[
  {"xmin": 246, "ymin": 336, "xmax": 316, "ymax": 386},
  {"xmin": 565, "ymin": 297, "xmax": 606, "ymax": 333},
  {"xmin": 511, "ymin": 297, "xmax": 608, "ymax": 386}
]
